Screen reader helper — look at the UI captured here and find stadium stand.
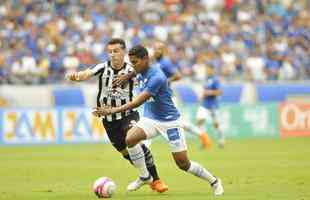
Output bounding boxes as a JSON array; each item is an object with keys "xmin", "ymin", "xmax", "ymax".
[{"xmin": 0, "ymin": 0, "xmax": 308, "ymax": 85}]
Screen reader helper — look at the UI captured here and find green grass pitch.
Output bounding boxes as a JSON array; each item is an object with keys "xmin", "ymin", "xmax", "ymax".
[{"xmin": 1, "ymin": 137, "xmax": 309, "ymax": 200}]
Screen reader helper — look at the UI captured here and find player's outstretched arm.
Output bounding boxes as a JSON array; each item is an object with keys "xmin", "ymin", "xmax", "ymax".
[
  {"xmin": 93, "ymin": 91, "xmax": 151, "ymax": 117},
  {"xmin": 204, "ymin": 89, "xmax": 223, "ymax": 97},
  {"xmin": 65, "ymin": 68, "xmax": 93, "ymax": 82}
]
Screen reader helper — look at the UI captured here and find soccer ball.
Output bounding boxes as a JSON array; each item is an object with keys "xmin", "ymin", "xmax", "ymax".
[{"xmin": 93, "ymin": 177, "xmax": 116, "ymax": 198}]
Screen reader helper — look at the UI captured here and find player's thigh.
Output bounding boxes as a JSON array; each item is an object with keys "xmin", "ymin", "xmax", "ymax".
[
  {"xmin": 135, "ymin": 117, "xmax": 159, "ymax": 139},
  {"xmin": 196, "ymin": 106, "xmax": 208, "ymax": 122},
  {"xmin": 122, "ymin": 111, "xmax": 140, "ymax": 134},
  {"xmin": 196, "ymin": 106, "xmax": 213, "ymax": 122},
  {"xmin": 209, "ymin": 109, "xmax": 220, "ymax": 125},
  {"xmin": 157, "ymin": 120, "xmax": 188, "ymax": 153},
  {"xmin": 102, "ymin": 120, "xmax": 127, "ymax": 152},
  {"xmin": 126, "ymin": 126, "xmax": 148, "ymax": 146}
]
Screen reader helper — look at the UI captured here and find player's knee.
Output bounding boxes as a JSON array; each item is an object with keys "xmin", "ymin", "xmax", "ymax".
[
  {"xmin": 125, "ymin": 135, "xmax": 135, "ymax": 147},
  {"xmin": 196, "ymin": 119, "xmax": 204, "ymax": 126},
  {"xmin": 175, "ymin": 158, "xmax": 191, "ymax": 171},
  {"xmin": 125, "ymin": 132, "xmax": 140, "ymax": 148}
]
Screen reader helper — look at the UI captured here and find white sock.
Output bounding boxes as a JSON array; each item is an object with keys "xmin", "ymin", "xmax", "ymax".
[
  {"xmin": 187, "ymin": 161, "xmax": 217, "ymax": 184},
  {"xmin": 182, "ymin": 122, "xmax": 203, "ymax": 137},
  {"xmin": 127, "ymin": 144, "xmax": 150, "ymax": 178}
]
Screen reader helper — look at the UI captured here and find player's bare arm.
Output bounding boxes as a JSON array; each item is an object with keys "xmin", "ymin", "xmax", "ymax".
[
  {"xmin": 92, "ymin": 91, "xmax": 151, "ymax": 117},
  {"xmin": 66, "ymin": 68, "xmax": 93, "ymax": 82},
  {"xmin": 168, "ymin": 71, "xmax": 181, "ymax": 83},
  {"xmin": 204, "ymin": 89, "xmax": 223, "ymax": 97}
]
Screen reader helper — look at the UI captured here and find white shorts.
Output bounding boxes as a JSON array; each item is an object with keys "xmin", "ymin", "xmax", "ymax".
[
  {"xmin": 196, "ymin": 106, "xmax": 219, "ymax": 123},
  {"xmin": 135, "ymin": 117, "xmax": 188, "ymax": 153}
]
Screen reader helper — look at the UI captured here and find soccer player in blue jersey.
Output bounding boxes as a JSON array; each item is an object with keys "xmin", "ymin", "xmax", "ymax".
[
  {"xmin": 93, "ymin": 45, "xmax": 224, "ymax": 196},
  {"xmin": 196, "ymin": 65, "xmax": 225, "ymax": 148},
  {"xmin": 152, "ymin": 42, "xmax": 181, "ymax": 83},
  {"xmin": 152, "ymin": 41, "xmax": 212, "ymax": 149}
]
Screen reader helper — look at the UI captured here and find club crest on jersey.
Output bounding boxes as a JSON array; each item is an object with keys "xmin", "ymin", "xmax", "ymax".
[
  {"xmin": 138, "ymin": 78, "xmax": 148, "ymax": 89},
  {"xmin": 106, "ymin": 87, "xmax": 128, "ymax": 99}
]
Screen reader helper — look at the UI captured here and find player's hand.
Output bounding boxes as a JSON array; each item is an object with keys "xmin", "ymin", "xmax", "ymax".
[
  {"xmin": 91, "ymin": 106, "xmax": 112, "ymax": 117},
  {"xmin": 65, "ymin": 72, "xmax": 81, "ymax": 81},
  {"xmin": 112, "ymin": 74, "xmax": 130, "ymax": 88}
]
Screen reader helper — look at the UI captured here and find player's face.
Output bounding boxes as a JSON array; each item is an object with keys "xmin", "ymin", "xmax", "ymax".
[
  {"xmin": 153, "ymin": 44, "xmax": 164, "ymax": 59},
  {"xmin": 207, "ymin": 66, "xmax": 214, "ymax": 76},
  {"xmin": 106, "ymin": 44, "xmax": 125, "ymax": 65},
  {"xmin": 153, "ymin": 47, "xmax": 163, "ymax": 59},
  {"xmin": 129, "ymin": 55, "xmax": 148, "ymax": 73}
]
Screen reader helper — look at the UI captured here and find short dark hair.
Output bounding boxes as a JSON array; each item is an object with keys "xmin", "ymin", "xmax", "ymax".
[
  {"xmin": 107, "ymin": 38, "xmax": 126, "ymax": 49},
  {"xmin": 128, "ymin": 45, "xmax": 149, "ymax": 59}
]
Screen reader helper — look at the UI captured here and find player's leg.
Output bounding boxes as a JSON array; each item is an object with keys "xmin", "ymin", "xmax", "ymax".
[
  {"xmin": 125, "ymin": 126, "xmax": 150, "ymax": 180},
  {"xmin": 210, "ymin": 109, "xmax": 225, "ymax": 148},
  {"xmin": 123, "ymin": 113, "xmax": 162, "ymax": 185},
  {"xmin": 125, "ymin": 127, "xmax": 152, "ymax": 191},
  {"xmin": 194, "ymin": 106, "xmax": 213, "ymax": 149},
  {"xmin": 126, "ymin": 118, "xmax": 168, "ymax": 192},
  {"xmin": 102, "ymin": 119, "xmax": 132, "ymax": 160},
  {"xmin": 158, "ymin": 120, "xmax": 223, "ymax": 195},
  {"xmin": 102, "ymin": 118, "xmax": 158, "ymax": 187},
  {"xmin": 172, "ymin": 150, "xmax": 224, "ymax": 195},
  {"xmin": 140, "ymin": 143, "xmax": 168, "ymax": 193},
  {"xmin": 117, "ymin": 142, "xmax": 167, "ymax": 192}
]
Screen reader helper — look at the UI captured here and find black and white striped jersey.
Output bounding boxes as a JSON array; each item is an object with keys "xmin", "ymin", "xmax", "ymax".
[{"xmin": 90, "ymin": 60, "xmax": 135, "ymax": 122}]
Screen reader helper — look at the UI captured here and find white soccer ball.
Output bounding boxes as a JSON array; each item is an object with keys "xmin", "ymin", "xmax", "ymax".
[{"xmin": 93, "ymin": 177, "xmax": 116, "ymax": 198}]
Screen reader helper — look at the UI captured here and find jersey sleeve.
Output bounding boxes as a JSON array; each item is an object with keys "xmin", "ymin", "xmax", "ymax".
[
  {"xmin": 144, "ymin": 75, "xmax": 165, "ymax": 96},
  {"xmin": 89, "ymin": 62, "xmax": 106, "ymax": 76},
  {"xmin": 161, "ymin": 59, "xmax": 177, "ymax": 78}
]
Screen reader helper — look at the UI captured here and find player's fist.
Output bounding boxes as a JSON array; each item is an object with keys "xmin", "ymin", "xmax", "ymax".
[
  {"xmin": 91, "ymin": 107, "xmax": 101, "ymax": 117},
  {"xmin": 91, "ymin": 106, "xmax": 112, "ymax": 117},
  {"xmin": 65, "ymin": 72, "xmax": 80, "ymax": 81}
]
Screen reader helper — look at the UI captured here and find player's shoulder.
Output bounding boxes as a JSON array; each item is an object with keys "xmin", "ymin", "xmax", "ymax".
[
  {"xmin": 161, "ymin": 57, "xmax": 173, "ymax": 65},
  {"xmin": 93, "ymin": 61, "xmax": 110, "ymax": 68},
  {"xmin": 150, "ymin": 64, "xmax": 166, "ymax": 77},
  {"xmin": 124, "ymin": 62, "xmax": 135, "ymax": 72},
  {"xmin": 150, "ymin": 66, "xmax": 166, "ymax": 84},
  {"xmin": 90, "ymin": 61, "xmax": 109, "ymax": 74}
]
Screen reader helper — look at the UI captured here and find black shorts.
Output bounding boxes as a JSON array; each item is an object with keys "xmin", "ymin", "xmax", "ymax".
[{"xmin": 102, "ymin": 111, "xmax": 139, "ymax": 152}]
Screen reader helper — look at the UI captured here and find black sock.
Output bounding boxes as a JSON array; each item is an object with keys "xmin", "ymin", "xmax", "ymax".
[
  {"xmin": 141, "ymin": 144, "xmax": 160, "ymax": 181},
  {"xmin": 123, "ymin": 153, "xmax": 133, "ymax": 165},
  {"xmin": 147, "ymin": 165, "xmax": 159, "ymax": 181}
]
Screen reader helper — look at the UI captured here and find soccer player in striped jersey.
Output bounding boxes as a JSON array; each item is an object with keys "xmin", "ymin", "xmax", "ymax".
[
  {"xmin": 94, "ymin": 45, "xmax": 224, "ymax": 196},
  {"xmin": 66, "ymin": 38, "xmax": 168, "ymax": 193}
]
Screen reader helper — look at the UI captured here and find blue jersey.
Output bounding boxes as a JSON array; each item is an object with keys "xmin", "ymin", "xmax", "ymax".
[
  {"xmin": 137, "ymin": 64, "xmax": 180, "ymax": 121},
  {"xmin": 202, "ymin": 76, "xmax": 221, "ymax": 109},
  {"xmin": 157, "ymin": 57, "xmax": 177, "ymax": 79}
]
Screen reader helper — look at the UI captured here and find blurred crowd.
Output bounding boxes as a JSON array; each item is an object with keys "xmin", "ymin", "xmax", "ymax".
[{"xmin": 0, "ymin": 0, "xmax": 309, "ymax": 85}]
